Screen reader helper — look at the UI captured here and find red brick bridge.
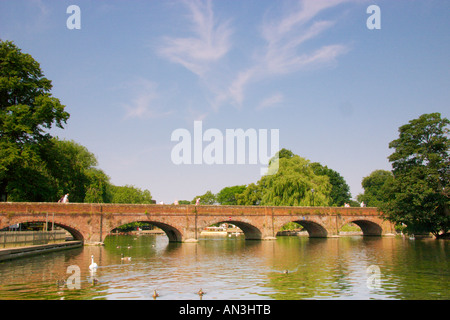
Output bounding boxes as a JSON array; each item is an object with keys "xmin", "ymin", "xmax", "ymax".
[{"xmin": 0, "ymin": 202, "xmax": 395, "ymax": 244}]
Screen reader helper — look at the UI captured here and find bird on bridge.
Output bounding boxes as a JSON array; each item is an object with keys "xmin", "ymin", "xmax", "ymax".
[{"xmin": 89, "ymin": 255, "xmax": 98, "ymax": 271}]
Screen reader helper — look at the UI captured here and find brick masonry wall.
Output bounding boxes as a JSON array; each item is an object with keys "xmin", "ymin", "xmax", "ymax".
[{"xmin": 0, "ymin": 203, "xmax": 394, "ymax": 243}]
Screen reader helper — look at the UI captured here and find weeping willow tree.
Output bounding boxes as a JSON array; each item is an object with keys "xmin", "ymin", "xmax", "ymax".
[
  {"xmin": 259, "ymin": 155, "xmax": 331, "ymax": 206},
  {"xmin": 236, "ymin": 153, "xmax": 332, "ymax": 206}
]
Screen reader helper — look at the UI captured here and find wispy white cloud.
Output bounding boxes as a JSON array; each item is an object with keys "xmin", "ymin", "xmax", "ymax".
[
  {"xmin": 262, "ymin": 20, "xmax": 343, "ymax": 74},
  {"xmin": 32, "ymin": 0, "xmax": 50, "ymax": 16},
  {"xmin": 219, "ymin": 0, "xmax": 354, "ymax": 108},
  {"xmin": 256, "ymin": 92, "xmax": 285, "ymax": 111},
  {"xmin": 227, "ymin": 69, "xmax": 256, "ymax": 107},
  {"xmin": 156, "ymin": 0, "xmax": 355, "ymax": 113},
  {"xmin": 262, "ymin": 0, "xmax": 349, "ymax": 39},
  {"xmin": 123, "ymin": 79, "xmax": 173, "ymax": 119},
  {"xmin": 158, "ymin": 0, "xmax": 233, "ymax": 77},
  {"xmin": 186, "ymin": 106, "xmax": 209, "ymax": 122},
  {"xmin": 18, "ymin": 0, "xmax": 52, "ymax": 33}
]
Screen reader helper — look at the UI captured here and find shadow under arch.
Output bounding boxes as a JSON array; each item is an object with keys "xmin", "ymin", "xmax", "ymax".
[
  {"xmin": 2, "ymin": 221, "xmax": 84, "ymax": 241},
  {"xmin": 109, "ymin": 221, "xmax": 183, "ymax": 242},
  {"xmin": 151, "ymin": 221, "xmax": 183, "ymax": 242},
  {"xmin": 292, "ymin": 220, "xmax": 328, "ymax": 238},
  {"xmin": 350, "ymin": 220, "xmax": 382, "ymax": 236},
  {"xmin": 221, "ymin": 220, "xmax": 262, "ymax": 240},
  {"xmin": 54, "ymin": 222, "xmax": 84, "ymax": 241}
]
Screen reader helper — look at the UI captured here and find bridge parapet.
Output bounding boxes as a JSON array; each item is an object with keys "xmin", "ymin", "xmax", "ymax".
[{"xmin": 0, "ymin": 202, "xmax": 381, "ymax": 215}]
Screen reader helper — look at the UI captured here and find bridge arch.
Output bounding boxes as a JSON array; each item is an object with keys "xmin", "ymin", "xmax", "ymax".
[
  {"xmin": 275, "ymin": 218, "xmax": 329, "ymax": 238},
  {"xmin": 107, "ymin": 220, "xmax": 183, "ymax": 242},
  {"xmin": 149, "ymin": 221, "xmax": 183, "ymax": 242},
  {"xmin": 202, "ymin": 220, "xmax": 262, "ymax": 240},
  {"xmin": 292, "ymin": 220, "xmax": 328, "ymax": 238},
  {"xmin": 0, "ymin": 219, "xmax": 84, "ymax": 241},
  {"xmin": 228, "ymin": 220, "xmax": 262, "ymax": 240},
  {"xmin": 348, "ymin": 219, "xmax": 382, "ymax": 236}
]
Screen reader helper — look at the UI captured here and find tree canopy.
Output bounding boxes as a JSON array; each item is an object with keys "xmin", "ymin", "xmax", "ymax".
[
  {"xmin": 311, "ymin": 162, "xmax": 351, "ymax": 206},
  {"xmin": 234, "ymin": 149, "xmax": 351, "ymax": 207},
  {"xmin": 357, "ymin": 170, "xmax": 393, "ymax": 207},
  {"xmin": 236, "ymin": 183, "xmax": 262, "ymax": 205},
  {"xmin": 110, "ymin": 185, "xmax": 152, "ymax": 204},
  {"xmin": 216, "ymin": 185, "xmax": 246, "ymax": 205},
  {"xmin": 0, "ymin": 40, "xmax": 153, "ymax": 204},
  {"xmin": 191, "ymin": 190, "xmax": 216, "ymax": 205},
  {"xmin": 0, "ymin": 40, "xmax": 70, "ymax": 201},
  {"xmin": 259, "ymin": 154, "xmax": 331, "ymax": 206},
  {"xmin": 381, "ymin": 113, "xmax": 449, "ymax": 237}
]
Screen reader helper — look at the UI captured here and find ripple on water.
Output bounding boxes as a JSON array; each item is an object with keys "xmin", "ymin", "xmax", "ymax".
[{"xmin": 0, "ymin": 235, "xmax": 448, "ymax": 299}]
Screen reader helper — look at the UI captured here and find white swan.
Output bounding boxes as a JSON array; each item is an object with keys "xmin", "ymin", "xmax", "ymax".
[{"xmin": 89, "ymin": 255, "xmax": 98, "ymax": 271}]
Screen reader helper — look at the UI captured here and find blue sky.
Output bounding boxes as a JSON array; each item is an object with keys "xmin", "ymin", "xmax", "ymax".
[{"xmin": 1, "ymin": 0, "xmax": 449, "ymax": 203}]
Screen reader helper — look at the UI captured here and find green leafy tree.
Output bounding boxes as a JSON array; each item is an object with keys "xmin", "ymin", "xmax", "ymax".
[
  {"xmin": 236, "ymin": 183, "xmax": 262, "ymax": 205},
  {"xmin": 216, "ymin": 185, "xmax": 246, "ymax": 205},
  {"xmin": 259, "ymin": 155, "xmax": 332, "ymax": 206},
  {"xmin": 311, "ymin": 162, "xmax": 352, "ymax": 206},
  {"xmin": 235, "ymin": 150, "xmax": 339, "ymax": 206},
  {"xmin": 275, "ymin": 148, "xmax": 294, "ymax": 160},
  {"xmin": 36, "ymin": 139, "xmax": 110, "ymax": 202},
  {"xmin": 0, "ymin": 40, "xmax": 70, "ymax": 200},
  {"xmin": 5, "ymin": 149, "xmax": 57, "ymax": 202},
  {"xmin": 192, "ymin": 190, "xmax": 216, "ymax": 205},
  {"xmin": 45, "ymin": 139, "xmax": 101, "ymax": 202},
  {"xmin": 357, "ymin": 170, "xmax": 393, "ymax": 207},
  {"xmin": 84, "ymin": 168, "xmax": 112, "ymax": 203},
  {"xmin": 110, "ymin": 185, "xmax": 153, "ymax": 204},
  {"xmin": 381, "ymin": 113, "xmax": 449, "ymax": 237}
]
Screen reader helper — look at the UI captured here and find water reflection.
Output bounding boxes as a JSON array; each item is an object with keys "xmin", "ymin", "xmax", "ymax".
[{"xmin": 0, "ymin": 234, "xmax": 448, "ymax": 300}]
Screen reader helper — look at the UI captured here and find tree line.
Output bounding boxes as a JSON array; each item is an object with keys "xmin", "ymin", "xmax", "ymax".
[
  {"xmin": 0, "ymin": 40, "xmax": 152, "ymax": 204},
  {"xmin": 1, "ymin": 40, "xmax": 448, "ymax": 238},
  {"xmin": 189, "ymin": 113, "xmax": 449, "ymax": 238},
  {"xmin": 188, "ymin": 148, "xmax": 354, "ymax": 207}
]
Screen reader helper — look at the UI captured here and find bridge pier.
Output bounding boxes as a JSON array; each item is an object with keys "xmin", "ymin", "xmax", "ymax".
[
  {"xmin": 262, "ymin": 236, "xmax": 277, "ymax": 240},
  {"xmin": 84, "ymin": 233, "xmax": 104, "ymax": 246},
  {"xmin": 182, "ymin": 228, "xmax": 199, "ymax": 243}
]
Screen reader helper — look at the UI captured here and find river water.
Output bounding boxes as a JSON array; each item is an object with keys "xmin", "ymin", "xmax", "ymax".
[{"xmin": 0, "ymin": 234, "xmax": 448, "ymax": 300}]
